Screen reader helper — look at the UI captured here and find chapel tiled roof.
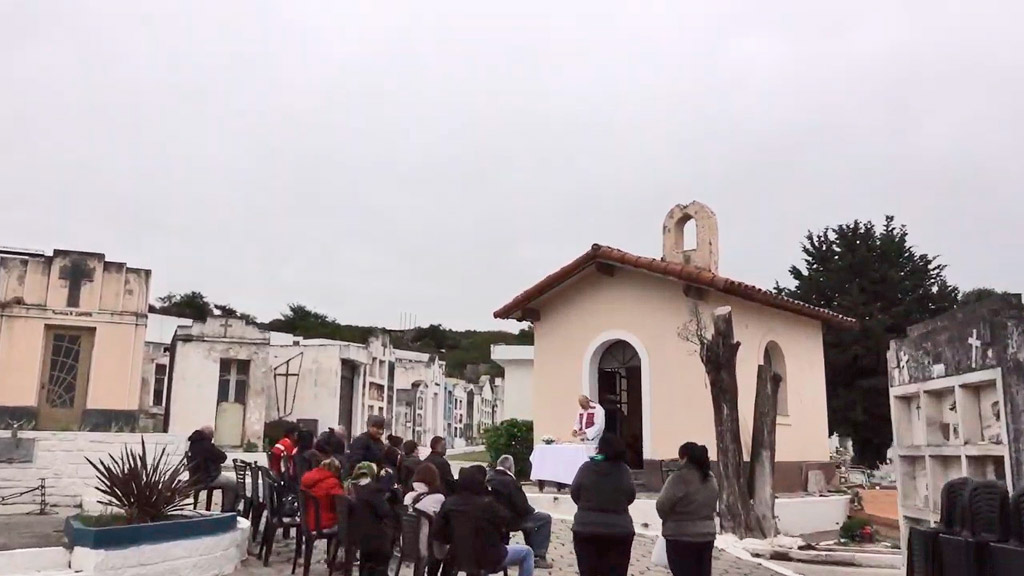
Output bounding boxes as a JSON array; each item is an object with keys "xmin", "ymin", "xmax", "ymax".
[{"xmin": 493, "ymin": 244, "xmax": 857, "ymax": 327}]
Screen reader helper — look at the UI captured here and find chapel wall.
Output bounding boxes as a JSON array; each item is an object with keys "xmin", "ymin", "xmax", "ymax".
[{"xmin": 532, "ymin": 267, "xmax": 830, "ymax": 465}]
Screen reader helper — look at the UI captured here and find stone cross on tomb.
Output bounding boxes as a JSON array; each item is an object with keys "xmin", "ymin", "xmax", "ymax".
[
  {"xmin": 58, "ymin": 259, "xmax": 94, "ymax": 309},
  {"xmin": 968, "ymin": 329, "xmax": 982, "ymax": 368},
  {"xmin": 217, "ymin": 317, "xmax": 232, "ymax": 338}
]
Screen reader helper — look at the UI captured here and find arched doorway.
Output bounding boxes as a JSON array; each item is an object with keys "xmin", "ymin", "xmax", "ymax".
[{"xmin": 597, "ymin": 340, "xmax": 644, "ymax": 469}]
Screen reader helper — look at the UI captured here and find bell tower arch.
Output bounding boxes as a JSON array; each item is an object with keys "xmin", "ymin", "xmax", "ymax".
[{"xmin": 662, "ymin": 201, "xmax": 719, "ymax": 273}]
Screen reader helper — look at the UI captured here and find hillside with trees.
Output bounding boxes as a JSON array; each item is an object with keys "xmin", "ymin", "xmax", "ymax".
[{"xmin": 149, "ymin": 297, "xmax": 533, "ymax": 381}]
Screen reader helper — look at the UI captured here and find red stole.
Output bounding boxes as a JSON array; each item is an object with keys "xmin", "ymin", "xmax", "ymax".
[{"xmin": 578, "ymin": 410, "xmax": 595, "ymax": 430}]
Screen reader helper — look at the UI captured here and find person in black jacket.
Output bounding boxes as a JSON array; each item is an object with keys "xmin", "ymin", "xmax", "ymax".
[
  {"xmin": 344, "ymin": 415, "xmax": 386, "ymax": 477},
  {"xmin": 570, "ymin": 434, "xmax": 636, "ymax": 576},
  {"xmin": 487, "ymin": 455, "xmax": 554, "ymax": 569},
  {"xmin": 347, "ymin": 462, "xmax": 397, "ymax": 576},
  {"xmin": 316, "ymin": 426, "xmax": 347, "ymax": 461},
  {"xmin": 432, "ymin": 467, "xmax": 535, "ymax": 576},
  {"xmin": 290, "ymin": 428, "xmax": 318, "ymax": 486},
  {"xmin": 424, "ymin": 436, "xmax": 457, "ymax": 494},
  {"xmin": 398, "ymin": 440, "xmax": 422, "ymax": 493},
  {"xmin": 186, "ymin": 426, "xmax": 238, "ymax": 512}
]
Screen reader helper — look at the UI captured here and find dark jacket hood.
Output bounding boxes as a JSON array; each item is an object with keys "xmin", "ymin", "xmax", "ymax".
[
  {"xmin": 457, "ymin": 467, "xmax": 488, "ymax": 495},
  {"xmin": 188, "ymin": 429, "xmax": 211, "ymax": 444}
]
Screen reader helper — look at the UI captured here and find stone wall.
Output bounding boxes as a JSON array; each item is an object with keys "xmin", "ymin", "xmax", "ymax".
[
  {"xmin": 0, "ymin": 431, "xmax": 185, "ymax": 515},
  {"xmin": 0, "ymin": 431, "xmax": 267, "ymax": 516}
]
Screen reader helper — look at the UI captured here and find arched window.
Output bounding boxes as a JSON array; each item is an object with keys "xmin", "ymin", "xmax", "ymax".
[
  {"xmin": 763, "ymin": 341, "xmax": 789, "ymax": 416},
  {"xmin": 599, "ymin": 340, "xmax": 641, "ymax": 370}
]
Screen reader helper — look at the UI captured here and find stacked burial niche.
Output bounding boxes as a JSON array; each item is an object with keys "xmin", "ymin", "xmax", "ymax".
[{"xmin": 888, "ymin": 294, "xmax": 1024, "ymax": 546}]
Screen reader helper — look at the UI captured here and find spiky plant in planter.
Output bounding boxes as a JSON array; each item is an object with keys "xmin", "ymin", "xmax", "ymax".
[{"xmin": 86, "ymin": 438, "xmax": 194, "ymax": 524}]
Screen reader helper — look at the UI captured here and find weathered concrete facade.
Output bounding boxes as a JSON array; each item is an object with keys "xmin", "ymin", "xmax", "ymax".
[
  {"xmin": 889, "ymin": 294, "xmax": 1024, "ymax": 484},
  {"xmin": 392, "ymin": 348, "xmax": 445, "ymax": 445},
  {"xmin": 0, "ymin": 248, "xmax": 149, "ymax": 431},
  {"xmin": 888, "ymin": 294, "xmax": 1024, "ymax": 540},
  {"xmin": 163, "ymin": 320, "xmax": 450, "ymax": 448},
  {"xmin": 165, "ymin": 318, "xmax": 272, "ymax": 447}
]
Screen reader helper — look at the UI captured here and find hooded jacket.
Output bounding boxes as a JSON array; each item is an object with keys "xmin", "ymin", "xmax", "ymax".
[
  {"xmin": 570, "ymin": 458, "xmax": 636, "ymax": 536},
  {"xmin": 486, "ymin": 468, "xmax": 535, "ymax": 529},
  {"xmin": 656, "ymin": 463, "xmax": 719, "ymax": 542},
  {"xmin": 432, "ymin": 468, "xmax": 512, "ymax": 573},
  {"xmin": 186, "ymin": 429, "xmax": 226, "ymax": 485},
  {"xmin": 301, "ymin": 467, "xmax": 345, "ymax": 530}
]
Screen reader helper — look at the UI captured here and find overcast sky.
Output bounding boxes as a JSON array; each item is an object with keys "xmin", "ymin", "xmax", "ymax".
[{"xmin": 2, "ymin": 2, "xmax": 1022, "ymax": 330}]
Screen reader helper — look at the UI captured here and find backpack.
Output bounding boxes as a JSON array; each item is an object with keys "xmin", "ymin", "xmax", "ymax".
[{"xmin": 280, "ymin": 492, "xmax": 299, "ymax": 518}]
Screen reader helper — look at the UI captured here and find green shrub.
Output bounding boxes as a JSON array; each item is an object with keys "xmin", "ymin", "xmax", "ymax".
[
  {"xmin": 482, "ymin": 419, "xmax": 533, "ymax": 479},
  {"xmin": 839, "ymin": 516, "xmax": 872, "ymax": 541}
]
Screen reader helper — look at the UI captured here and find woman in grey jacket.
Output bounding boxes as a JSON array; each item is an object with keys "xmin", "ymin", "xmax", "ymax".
[
  {"xmin": 570, "ymin": 434, "xmax": 636, "ymax": 576},
  {"xmin": 656, "ymin": 443, "xmax": 719, "ymax": 576}
]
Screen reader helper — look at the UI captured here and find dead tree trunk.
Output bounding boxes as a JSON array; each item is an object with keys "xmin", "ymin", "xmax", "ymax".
[
  {"xmin": 700, "ymin": 306, "xmax": 752, "ymax": 537},
  {"xmin": 748, "ymin": 365, "xmax": 783, "ymax": 539}
]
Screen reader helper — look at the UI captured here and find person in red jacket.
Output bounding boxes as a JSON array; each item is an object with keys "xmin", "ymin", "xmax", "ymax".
[
  {"xmin": 270, "ymin": 425, "xmax": 300, "ymax": 478},
  {"xmin": 300, "ymin": 457, "xmax": 345, "ymax": 531}
]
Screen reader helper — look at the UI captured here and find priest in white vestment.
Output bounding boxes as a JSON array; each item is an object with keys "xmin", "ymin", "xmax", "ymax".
[{"xmin": 572, "ymin": 394, "xmax": 605, "ymax": 444}]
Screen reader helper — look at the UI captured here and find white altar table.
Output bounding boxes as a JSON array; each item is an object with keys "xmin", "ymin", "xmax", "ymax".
[{"xmin": 529, "ymin": 443, "xmax": 597, "ymax": 486}]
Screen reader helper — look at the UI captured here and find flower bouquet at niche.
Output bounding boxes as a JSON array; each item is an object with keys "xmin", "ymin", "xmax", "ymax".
[{"xmin": 541, "ymin": 435, "xmax": 557, "ymax": 445}]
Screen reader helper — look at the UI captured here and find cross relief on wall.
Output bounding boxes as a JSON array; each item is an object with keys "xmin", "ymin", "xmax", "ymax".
[{"xmin": 57, "ymin": 258, "xmax": 95, "ymax": 309}]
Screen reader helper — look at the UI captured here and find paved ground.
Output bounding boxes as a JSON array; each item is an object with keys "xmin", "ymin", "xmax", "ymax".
[
  {"xmin": 237, "ymin": 519, "xmax": 780, "ymax": 576},
  {"xmin": 0, "ymin": 513, "xmax": 66, "ymax": 551},
  {"xmin": 774, "ymin": 561, "xmax": 901, "ymax": 576}
]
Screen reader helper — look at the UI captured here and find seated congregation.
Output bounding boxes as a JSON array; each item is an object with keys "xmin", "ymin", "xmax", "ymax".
[
  {"xmin": 186, "ymin": 414, "xmax": 553, "ymax": 576},
  {"xmin": 187, "ymin": 415, "xmax": 721, "ymax": 576}
]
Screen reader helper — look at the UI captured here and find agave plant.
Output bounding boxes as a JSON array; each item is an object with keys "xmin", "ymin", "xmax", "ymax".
[{"xmin": 86, "ymin": 437, "xmax": 194, "ymax": 524}]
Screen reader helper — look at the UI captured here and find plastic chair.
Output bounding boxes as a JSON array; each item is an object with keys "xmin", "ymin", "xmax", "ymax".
[
  {"xmin": 250, "ymin": 464, "xmax": 268, "ymax": 542},
  {"xmin": 327, "ymin": 494, "xmax": 356, "ymax": 576},
  {"xmin": 984, "ymin": 485, "xmax": 1024, "ymax": 576},
  {"xmin": 233, "ymin": 459, "xmax": 252, "ymax": 516},
  {"xmin": 939, "ymin": 479, "xmax": 1010, "ymax": 576},
  {"xmin": 293, "ymin": 488, "xmax": 340, "ymax": 576},
  {"xmin": 257, "ymin": 468, "xmax": 302, "ymax": 567},
  {"xmin": 907, "ymin": 477, "xmax": 972, "ymax": 576},
  {"xmin": 185, "ymin": 451, "xmax": 220, "ymax": 511}
]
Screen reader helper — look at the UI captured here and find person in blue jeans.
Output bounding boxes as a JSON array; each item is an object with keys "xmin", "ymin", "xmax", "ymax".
[
  {"xmin": 487, "ymin": 455, "xmax": 554, "ymax": 568},
  {"xmin": 433, "ymin": 466, "xmax": 535, "ymax": 576}
]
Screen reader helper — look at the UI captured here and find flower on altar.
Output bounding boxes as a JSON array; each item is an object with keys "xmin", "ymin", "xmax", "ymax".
[{"xmin": 541, "ymin": 435, "xmax": 557, "ymax": 445}]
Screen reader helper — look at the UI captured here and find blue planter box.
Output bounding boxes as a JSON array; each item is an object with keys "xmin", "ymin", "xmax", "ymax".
[{"xmin": 64, "ymin": 512, "xmax": 237, "ymax": 550}]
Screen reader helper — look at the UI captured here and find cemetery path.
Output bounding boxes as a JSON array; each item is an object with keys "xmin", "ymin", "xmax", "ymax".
[
  {"xmin": 0, "ymin": 513, "xmax": 66, "ymax": 551},
  {"xmin": 238, "ymin": 518, "xmax": 781, "ymax": 576}
]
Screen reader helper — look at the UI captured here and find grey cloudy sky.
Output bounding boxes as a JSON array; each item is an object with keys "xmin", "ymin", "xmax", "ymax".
[{"xmin": 3, "ymin": 2, "xmax": 1023, "ymax": 330}]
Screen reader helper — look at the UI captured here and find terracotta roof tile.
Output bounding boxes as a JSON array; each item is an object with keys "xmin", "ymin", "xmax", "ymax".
[{"xmin": 493, "ymin": 244, "xmax": 857, "ymax": 327}]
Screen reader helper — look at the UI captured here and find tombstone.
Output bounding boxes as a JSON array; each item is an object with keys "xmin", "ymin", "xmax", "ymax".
[
  {"xmin": 296, "ymin": 418, "xmax": 319, "ymax": 435},
  {"xmin": 807, "ymin": 470, "xmax": 828, "ymax": 494}
]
